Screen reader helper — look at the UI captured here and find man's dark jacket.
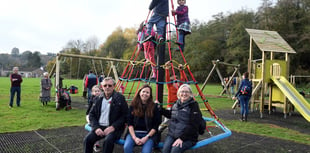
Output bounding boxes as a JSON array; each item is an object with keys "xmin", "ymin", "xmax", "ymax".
[{"xmin": 89, "ymin": 91, "xmax": 128, "ymax": 138}]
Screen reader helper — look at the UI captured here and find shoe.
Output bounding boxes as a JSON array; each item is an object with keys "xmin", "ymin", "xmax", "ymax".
[
  {"xmin": 239, "ymin": 115, "xmax": 244, "ymax": 122},
  {"xmin": 175, "ymin": 41, "xmax": 183, "ymax": 45},
  {"xmin": 93, "ymin": 143, "xmax": 101, "ymax": 152},
  {"xmin": 151, "ymin": 74, "xmax": 156, "ymax": 79},
  {"xmin": 174, "ymin": 48, "xmax": 180, "ymax": 51},
  {"xmin": 150, "ymin": 77, "xmax": 156, "ymax": 81},
  {"xmin": 65, "ymin": 105, "xmax": 72, "ymax": 111},
  {"xmin": 9, "ymin": 105, "xmax": 12, "ymax": 108},
  {"xmin": 159, "ymin": 37, "xmax": 164, "ymax": 43},
  {"xmin": 143, "ymin": 35, "xmax": 153, "ymax": 42}
]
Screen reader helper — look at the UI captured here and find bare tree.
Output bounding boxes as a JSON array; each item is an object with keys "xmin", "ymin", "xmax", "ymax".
[{"xmin": 84, "ymin": 36, "xmax": 99, "ymax": 53}]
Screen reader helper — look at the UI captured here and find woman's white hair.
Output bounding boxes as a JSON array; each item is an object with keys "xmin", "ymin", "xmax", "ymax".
[
  {"xmin": 43, "ymin": 72, "xmax": 49, "ymax": 77},
  {"xmin": 177, "ymin": 84, "xmax": 193, "ymax": 99}
]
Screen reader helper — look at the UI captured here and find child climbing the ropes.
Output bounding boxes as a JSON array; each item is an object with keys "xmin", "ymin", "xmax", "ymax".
[
  {"xmin": 137, "ymin": 22, "xmax": 157, "ymax": 79},
  {"xmin": 143, "ymin": 0, "xmax": 169, "ymax": 43},
  {"xmin": 171, "ymin": 0, "xmax": 191, "ymax": 52},
  {"xmin": 158, "ymin": 61, "xmax": 185, "ymax": 132}
]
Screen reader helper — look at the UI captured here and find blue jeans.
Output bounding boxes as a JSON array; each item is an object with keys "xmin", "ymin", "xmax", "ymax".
[
  {"xmin": 10, "ymin": 87, "xmax": 21, "ymax": 106},
  {"xmin": 177, "ymin": 30, "xmax": 185, "ymax": 51},
  {"xmin": 83, "ymin": 127, "xmax": 120, "ymax": 153},
  {"xmin": 87, "ymin": 88, "xmax": 92, "ymax": 104},
  {"xmin": 147, "ymin": 13, "xmax": 166, "ymax": 37},
  {"xmin": 239, "ymin": 95, "xmax": 250, "ymax": 116},
  {"xmin": 230, "ymin": 86, "xmax": 235, "ymax": 95},
  {"xmin": 124, "ymin": 132, "xmax": 154, "ymax": 153},
  {"xmin": 162, "ymin": 135, "xmax": 195, "ymax": 153}
]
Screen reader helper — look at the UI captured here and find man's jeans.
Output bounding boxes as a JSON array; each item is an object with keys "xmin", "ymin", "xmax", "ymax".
[{"xmin": 10, "ymin": 87, "xmax": 21, "ymax": 106}]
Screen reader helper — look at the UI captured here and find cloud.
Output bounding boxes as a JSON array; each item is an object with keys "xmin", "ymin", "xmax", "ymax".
[{"xmin": 0, "ymin": 0, "xmax": 263, "ymax": 54}]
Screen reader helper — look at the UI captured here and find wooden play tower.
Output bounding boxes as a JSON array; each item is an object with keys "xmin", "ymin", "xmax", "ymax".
[{"xmin": 246, "ymin": 28, "xmax": 297, "ymax": 119}]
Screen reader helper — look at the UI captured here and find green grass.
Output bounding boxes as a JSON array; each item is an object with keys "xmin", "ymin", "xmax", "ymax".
[
  {"xmin": 0, "ymin": 77, "xmax": 309, "ymax": 145},
  {"xmin": 0, "ymin": 77, "xmax": 85, "ymax": 133}
]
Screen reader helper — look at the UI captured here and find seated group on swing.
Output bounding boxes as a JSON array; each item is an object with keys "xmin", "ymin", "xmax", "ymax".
[{"xmin": 83, "ymin": 74, "xmax": 205, "ymax": 153}]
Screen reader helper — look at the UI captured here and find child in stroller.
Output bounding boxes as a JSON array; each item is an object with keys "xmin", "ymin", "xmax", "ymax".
[{"xmin": 56, "ymin": 87, "xmax": 72, "ymax": 111}]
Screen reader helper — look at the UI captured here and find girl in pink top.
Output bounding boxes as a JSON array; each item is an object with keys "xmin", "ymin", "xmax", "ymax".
[{"xmin": 137, "ymin": 22, "xmax": 157, "ymax": 78}]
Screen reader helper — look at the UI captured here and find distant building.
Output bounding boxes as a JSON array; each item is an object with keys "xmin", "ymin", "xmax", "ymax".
[{"xmin": 1, "ymin": 67, "xmax": 45, "ymax": 78}]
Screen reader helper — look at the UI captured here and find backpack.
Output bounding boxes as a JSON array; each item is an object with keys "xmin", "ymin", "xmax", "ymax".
[{"xmin": 240, "ymin": 81, "xmax": 252, "ymax": 95}]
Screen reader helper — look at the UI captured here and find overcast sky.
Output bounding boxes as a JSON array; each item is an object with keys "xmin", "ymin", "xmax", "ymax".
[{"xmin": 0, "ymin": 0, "xmax": 267, "ymax": 54}]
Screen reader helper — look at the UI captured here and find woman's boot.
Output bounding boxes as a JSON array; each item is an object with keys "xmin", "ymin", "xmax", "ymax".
[{"xmin": 240, "ymin": 115, "xmax": 244, "ymax": 122}]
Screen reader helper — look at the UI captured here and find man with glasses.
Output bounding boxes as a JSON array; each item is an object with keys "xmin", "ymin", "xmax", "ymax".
[{"xmin": 84, "ymin": 77, "xmax": 128, "ymax": 153}]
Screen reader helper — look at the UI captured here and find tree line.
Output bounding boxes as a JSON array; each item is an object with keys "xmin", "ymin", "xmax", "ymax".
[{"xmin": 47, "ymin": 0, "xmax": 310, "ymax": 82}]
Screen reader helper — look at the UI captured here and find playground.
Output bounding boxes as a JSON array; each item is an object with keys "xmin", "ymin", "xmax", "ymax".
[
  {"xmin": 0, "ymin": 97, "xmax": 309, "ymax": 153},
  {"xmin": 1, "ymin": 27, "xmax": 310, "ymax": 152},
  {"xmin": 1, "ymin": 1, "xmax": 310, "ymax": 151}
]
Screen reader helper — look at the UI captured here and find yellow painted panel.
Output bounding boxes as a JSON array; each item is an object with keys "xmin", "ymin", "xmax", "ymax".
[
  {"xmin": 271, "ymin": 86, "xmax": 285, "ymax": 102},
  {"xmin": 265, "ymin": 60, "xmax": 287, "ymax": 83}
]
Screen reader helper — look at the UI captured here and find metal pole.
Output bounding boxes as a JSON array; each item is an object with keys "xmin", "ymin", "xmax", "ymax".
[{"xmin": 157, "ymin": 25, "xmax": 166, "ymax": 104}]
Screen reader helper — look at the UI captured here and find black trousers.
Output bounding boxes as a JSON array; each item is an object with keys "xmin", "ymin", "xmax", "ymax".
[{"xmin": 84, "ymin": 126, "xmax": 121, "ymax": 153}]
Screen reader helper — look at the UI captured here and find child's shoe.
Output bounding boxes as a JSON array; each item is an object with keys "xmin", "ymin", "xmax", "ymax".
[
  {"xmin": 175, "ymin": 41, "xmax": 183, "ymax": 45},
  {"xmin": 143, "ymin": 35, "xmax": 153, "ymax": 42},
  {"xmin": 159, "ymin": 36, "xmax": 164, "ymax": 43}
]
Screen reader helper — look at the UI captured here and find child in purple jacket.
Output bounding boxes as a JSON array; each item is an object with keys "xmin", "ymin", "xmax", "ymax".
[{"xmin": 172, "ymin": 0, "xmax": 191, "ymax": 52}]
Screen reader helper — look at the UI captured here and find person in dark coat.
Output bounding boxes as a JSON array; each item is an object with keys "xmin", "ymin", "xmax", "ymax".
[
  {"xmin": 40, "ymin": 72, "xmax": 52, "ymax": 105},
  {"xmin": 9, "ymin": 67, "xmax": 23, "ymax": 108},
  {"xmin": 85, "ymin": 70, "xmax": 98, "ymax": 103},
  {"xmin": 233, "ymin": 72, "xmax": 252, "ymax": 122},
  {"xmin": 157, "ymin": 84, "xmax": 203, "ymax": 153},
  {"xmin": 83, "ymin": 77, "xmax": 128, "ymax": 153}
]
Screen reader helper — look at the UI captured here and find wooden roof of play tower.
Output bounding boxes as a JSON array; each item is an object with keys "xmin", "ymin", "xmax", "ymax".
[{"xmin": 246, "ymin": 28, "xmax": 296, "ymax": 54}]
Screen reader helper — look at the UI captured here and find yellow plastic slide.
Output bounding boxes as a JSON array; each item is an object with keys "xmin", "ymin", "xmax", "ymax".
[{"xmin": 271, "ymin": 76, "xmax": 310, "ymax": 122}]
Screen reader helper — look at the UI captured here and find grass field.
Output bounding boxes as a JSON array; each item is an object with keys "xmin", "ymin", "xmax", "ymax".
[{"xmin": 0, "ymin": 77, "xmax": 309, "ymax": 145}]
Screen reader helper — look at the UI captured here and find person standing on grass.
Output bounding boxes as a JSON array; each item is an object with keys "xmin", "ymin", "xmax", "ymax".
[
  {"xmin": 85, "ymin": 70, "xmax": 98, "ymax": 104},
  {"xmin": 84, "ymin": 77, "xmax": 128, "ymax": 153},
  {"xmin": 9, "ymin": 67, "xmax": 23, "ymax": 108},
  {"xmin": 233, "ymin": 72, "xmax": 252, "ymax": 122},
  {"xmin": 40, "ymin": 72, "xmax": 52, "ymax": 105}
]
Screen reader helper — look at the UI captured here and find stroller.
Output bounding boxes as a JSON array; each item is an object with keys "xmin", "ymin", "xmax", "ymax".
[{"xmin": 56, "ymin": 87, "xmax": 72, "ymax": 111}]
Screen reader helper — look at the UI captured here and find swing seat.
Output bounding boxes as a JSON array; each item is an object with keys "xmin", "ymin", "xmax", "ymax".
[{"xmin": 84, "ymin": 117, "xmax": 231, "ymax": 150}]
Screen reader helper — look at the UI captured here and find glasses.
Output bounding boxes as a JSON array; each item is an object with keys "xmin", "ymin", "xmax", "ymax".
[
  {"xmin": 180, "ymin": 90, "xmax": 190, "ymax": 94},
  {"xmin": 103, "ymin": 84, "xmax": 113, "ymax": 88}
]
